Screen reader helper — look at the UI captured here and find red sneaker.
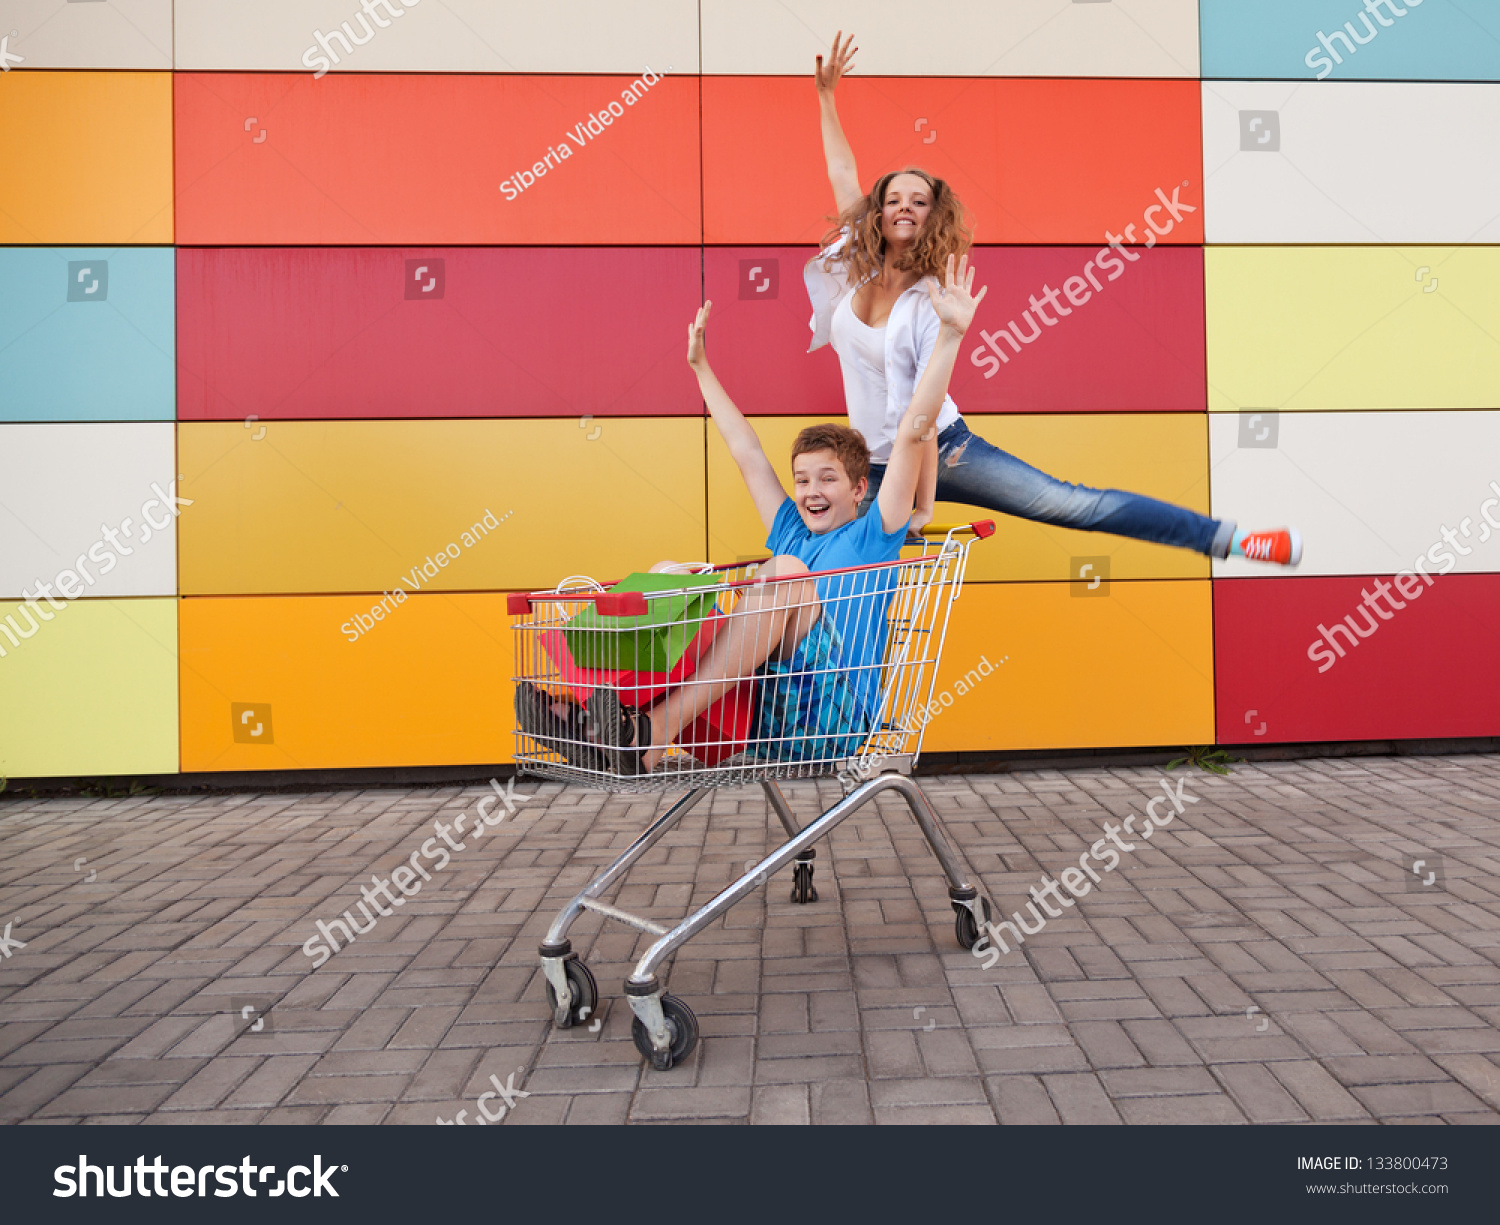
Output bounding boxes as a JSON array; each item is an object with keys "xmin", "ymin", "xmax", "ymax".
[{"xmin": 1239, "ymin": 527, "xmax": 1302, "ymax": 566}]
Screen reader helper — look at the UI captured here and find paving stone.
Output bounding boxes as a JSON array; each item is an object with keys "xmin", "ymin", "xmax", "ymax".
[{"xmin": 2, "ymin": 758, "xmax": 1498, "ymax": 1126}]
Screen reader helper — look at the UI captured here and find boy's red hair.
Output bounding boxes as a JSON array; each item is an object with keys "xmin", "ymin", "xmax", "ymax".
[{"xmin": 791, "ymin": 424, "xmax": 870, "ymax": 486}]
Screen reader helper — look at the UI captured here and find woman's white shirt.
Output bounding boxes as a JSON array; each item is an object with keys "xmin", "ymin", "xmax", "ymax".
[{"xmin": 804, "ymin": 231, "xmax": 962, "ymax": 464}]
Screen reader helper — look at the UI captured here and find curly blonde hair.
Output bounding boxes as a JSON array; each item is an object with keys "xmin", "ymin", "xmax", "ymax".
[{"xmin": 820, "ymin": 167, "xmax": 973, "ymax": 287}]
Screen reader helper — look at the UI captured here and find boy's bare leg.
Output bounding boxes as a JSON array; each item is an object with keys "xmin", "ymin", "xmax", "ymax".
[{"xmin": 639, "ymin": 556, "xmax": 819, "ymax": 771}]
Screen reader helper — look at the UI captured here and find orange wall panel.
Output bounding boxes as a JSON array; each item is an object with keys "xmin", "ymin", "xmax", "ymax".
[
  {"xmin": 703, "ymin": 77, "xmax": 1203, "ymax": 245},
  {"xmin": 0, "ymin": 71, "xmax": 173, "ymax": 244},
  {"xmin": 174, "ymin": 72, "xmax": 701, "ymax": 245},
  {"xmin": 918, "ymin": 580, "xmax": 1215, "ymax": 752},
  {"xmin": 180, "ymin": 593, "xmax": 515, "ymax": 772}
]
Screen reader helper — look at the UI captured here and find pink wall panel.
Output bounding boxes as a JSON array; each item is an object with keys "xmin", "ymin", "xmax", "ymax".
[
  {"xmin": 177, "ymin": 247, "xmax": 704, "ymax": 419},
  {"xmin": 1215, "ymin": 575, "xmax": 1500, "ymax": 745}
]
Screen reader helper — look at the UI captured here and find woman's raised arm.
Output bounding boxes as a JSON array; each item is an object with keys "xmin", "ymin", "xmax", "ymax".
[{"xmin": 815, "ymin": 31, "xmax": 863, "ymax": 216}]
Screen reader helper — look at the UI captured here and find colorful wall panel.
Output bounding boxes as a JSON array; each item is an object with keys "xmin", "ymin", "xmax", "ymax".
[
  {"xmin": 173, "ymin": 0, "xmax": 700, "ymax": 73},
  {"xmin": 178, "ymin": 594, "xmax": 513, "ymax": 772},
  {"xmin": 5, "ymin": 7, "xmax": 1498, "ymax": 776},
  {"xmin": 1202, "ymin": 81, "xmax": 1500, "ymax": 243},
  {"xmin": 6, "ymin": 0, "xmax": 173, "ymax": 69},
  {"xmin": 0, "ymin": 598, "xmax": 178, "ymax": 778},
  {"xmin": 0, "ymin": 71, "xmax": 174, "ymax": 244},
  {"xmin": 177, "ymin": 418, "xmax": 707, "ymax": 596},
  {"xmin": 703, "ymin": 77, "xmax": 1204, "ymax": 245},
  {"xmin": 1200, "ymin": 0, "xmax": 1500, "ymax": 82},
  {"xmin": 918, "ymin": 580, "xmax": 1216, "ymax": 752},
  {"xmin": 0, "ymin": 424, "xmax": 178, "ymax": 600},
  {"xmin": 0, "ymin": 247, "xmax": 176, "ymax": 423},
  {"xmin": 173, "ymin": 73, "xmax": 701, "ymax": 246},
  {"xmin": 1206, "ymin": 246, "xmax": 1500, "ymax": 413},
  {"xmin": 707, "ymin": 414, "xmax": 1211, "ymax": 582},
  {"xmin": 1216, "ymin": 574, "xmax": 1500, "ymax": 744},
  {"xmin": 176, "ymin": 247, "xmax": 701, "ymax": 421},
  {"xmin": 702, "ymin": 1, "xmax": 1201, "ymax": 77},
  {"xmin": 1211, "ymin": 411, "xmax": 1500, "ymax": 579}
]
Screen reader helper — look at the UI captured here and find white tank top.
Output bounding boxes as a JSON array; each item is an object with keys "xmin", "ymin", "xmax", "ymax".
[{"xmin": 829, "ymin": 290, "xmax": 889, "ymax": 455}]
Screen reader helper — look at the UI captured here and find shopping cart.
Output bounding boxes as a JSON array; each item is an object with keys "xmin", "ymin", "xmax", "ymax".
[{"xmin": 507, "ymin": 521, "xmax": 996, "ymax": 1069}]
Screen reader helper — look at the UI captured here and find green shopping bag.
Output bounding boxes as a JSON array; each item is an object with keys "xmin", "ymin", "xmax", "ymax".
[{"xmin": 563, "ymin": 572, "xmax": 724, "ymax": 673}]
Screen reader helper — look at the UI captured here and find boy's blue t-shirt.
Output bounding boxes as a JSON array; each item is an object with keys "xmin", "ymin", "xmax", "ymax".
[{"xmin": 763, "ymin": 497, "xmax": 907, "ymax": 713}]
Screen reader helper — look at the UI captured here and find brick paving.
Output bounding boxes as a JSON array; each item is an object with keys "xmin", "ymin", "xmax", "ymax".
[{"xmin": 2, "ymin": 754, "xmax": 1499, "ymax": 1125}]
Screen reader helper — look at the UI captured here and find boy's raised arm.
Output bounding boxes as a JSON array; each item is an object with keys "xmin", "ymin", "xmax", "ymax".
[
  {"xmin": 877, "ymin": 255, "xmax": 986, "ymax": 535},
  {"xmin": 687, "ymin": 302, "xmax": 787, "ymax": 533}
]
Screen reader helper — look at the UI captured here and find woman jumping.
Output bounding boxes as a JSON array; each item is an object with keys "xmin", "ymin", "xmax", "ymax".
[{"xmin": 808, "ymin": 31, "xmax": 1300, "ymax": 567}]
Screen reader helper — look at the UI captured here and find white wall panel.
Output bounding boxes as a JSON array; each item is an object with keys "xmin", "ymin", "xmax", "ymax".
[
  {"xmin": 702, "ymin": 0, "xmax": 1199, "ymax": 76},
  {"xmin": 174, "ymin": 0, "xmax": 699, "ymax": 72},
  {"xmin": 4, "ymin": 1, "xmax": 171, "ymax": 68},
  {"xmin": 0, "ymin": 423, "xmax": 178, "ymax": 599},
  {"xmin": 1203, "ymin": 81, "xmax": 1500, "ymax": 243},
  {"xmin": 1211, "ymin": 410, "xmax": 1500, "ymax": 578}
]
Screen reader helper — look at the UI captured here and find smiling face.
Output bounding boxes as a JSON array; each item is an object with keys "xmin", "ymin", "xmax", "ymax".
[
  {"xmin": 792, "ymin": 448, "xmax": 867, "ymax": 534},
  {"xmin": 879, "ymin": 172, "xmax": 934, "ymax": 248}
]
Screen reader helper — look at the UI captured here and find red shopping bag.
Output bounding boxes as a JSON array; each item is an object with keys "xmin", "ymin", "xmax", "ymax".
[
  {"xmin": 680, "ymin": 680, "xmax": 755, "ymax": 766},
  {"xmin": 539, "ymin": 612, "xmax": 753, "ymax": 764},
  {"xmin": 540, "ymin": 610, "xmax": 723, "ymax": 707}
]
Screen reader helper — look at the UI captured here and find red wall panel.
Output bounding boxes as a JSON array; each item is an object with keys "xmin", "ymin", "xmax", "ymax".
[
  {"xmin": 948, "ymin": 245, "xmax": 1204, "ymax": 412},
  {"xmin": 174, "ymin": 73, "xmax": 701, "ymax": 245},
  {"xmin": 703, "ymin": 246, "xmax": 844, "ymax": 416},
  {"xmin": 704, "ymin": 77, "xmax": 1203, "ymax": 246},
  {"xmin": 1215, "ymin": 575, "xmax": 1500, "ymax": 744},
  {"xmin": 177, "ymin": 247, "xmax": 703, "ymax": 419},
  {"xmin": 705, "ymin": 245, "xmax": 1203, "ymax": 416}
]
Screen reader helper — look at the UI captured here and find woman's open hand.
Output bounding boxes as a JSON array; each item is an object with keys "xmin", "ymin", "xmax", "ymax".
[
  {"xmin": 686, "ymin": 301, "xmax": 713, "ymax": 369},
  {"xmin": 815, "ymin": 30, "xmax": 856, "ymax": 97},
  {"xmin": 926, "ymin": 254, "xmax": 987, "ymax": 338}
]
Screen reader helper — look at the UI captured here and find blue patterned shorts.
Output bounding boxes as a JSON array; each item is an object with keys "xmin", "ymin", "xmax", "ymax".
[{"xmin": 750, "ymin": 617, "xmax": 873, "ymax": 763}]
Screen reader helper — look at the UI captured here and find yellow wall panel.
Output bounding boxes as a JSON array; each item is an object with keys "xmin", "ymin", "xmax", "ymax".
[
  {"xmin": 0, "ymin": 598, "xmax": 178, "ymax": 778},
  {"xmin": 180, "ymin": 593, "xmax": 515, "ymax": 772},
  {"xmin": 915, "ymin": 580, "xmax": 1214, "ymax": 752},
  {"xmin": 179, "ymin": 419, "xmax": 707, "ymax": 595},
  {"xmin": 1206, "ymin": 246, "xmax": 1500, "ymax": 412},
  {"xmin": 708, "ymin": 415, "xmax": 1210, "ymax": 581},
  {"xmin": 0, "ymin": 72, "xmax": 173, "ymax": 243}
]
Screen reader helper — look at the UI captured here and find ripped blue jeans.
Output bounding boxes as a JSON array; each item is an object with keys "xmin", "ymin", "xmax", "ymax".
[{"xmin": 862, "ymin": 420, "xmax": 1233, "ymax": 557}]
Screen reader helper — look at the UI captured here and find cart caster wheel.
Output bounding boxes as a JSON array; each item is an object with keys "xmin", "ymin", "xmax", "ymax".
[
  {"xmin": 545, "ymin": 958, "xmax": 598, "ymax": 1029},
  {"xmin": 631, "ymin": 995, "xmax": 698, "ymax": 1070},
  {"xmin": 790, "ymin": 861, "xmax": 818, "ymax": 904},
  {"xmin": 953, "ymin": 897, "xmax": 992, "ymax": 950}
]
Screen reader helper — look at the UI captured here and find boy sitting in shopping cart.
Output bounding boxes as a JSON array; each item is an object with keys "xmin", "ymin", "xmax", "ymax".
[{"xmin": 523, "ymin": 255, "xmax": 985, "ymax": 775}]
